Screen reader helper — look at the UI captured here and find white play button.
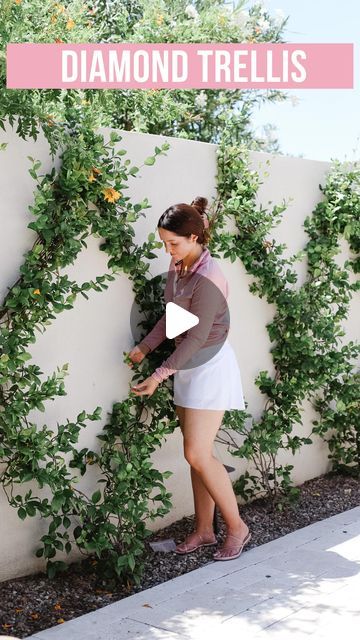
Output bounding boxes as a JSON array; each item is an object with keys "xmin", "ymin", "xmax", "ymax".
[{"xmin": 165, "ymin": 302, "xmax": 199, "ymax": 339}]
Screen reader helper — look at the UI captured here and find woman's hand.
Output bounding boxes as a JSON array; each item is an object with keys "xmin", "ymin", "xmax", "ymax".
[
  {"xmin": 131, "ymin": 376, "xmax": 159, "ymax": 397},
  {"xmin": 127, "ymin": 345, "xmax": 148, "ymax": 368}
]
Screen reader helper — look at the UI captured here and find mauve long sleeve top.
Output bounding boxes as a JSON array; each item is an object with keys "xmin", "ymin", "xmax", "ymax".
[{"xmin": 137, "ymin": 247, "xmax": 230, "ymax": 383}]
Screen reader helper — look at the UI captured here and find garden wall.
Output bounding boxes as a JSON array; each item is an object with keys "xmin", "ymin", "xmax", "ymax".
[{"xmin": 0, "ymin": 124, "xmax": 358, "ymax": 580}]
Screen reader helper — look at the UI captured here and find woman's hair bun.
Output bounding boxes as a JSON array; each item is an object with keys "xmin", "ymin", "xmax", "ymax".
[
  {"xmin": 190, "ymin": 196, "xmax": 210, "ymax": 232},
  {"xmin": 190, "ymin": 197, "xmax": 208, "ymax": 215}
]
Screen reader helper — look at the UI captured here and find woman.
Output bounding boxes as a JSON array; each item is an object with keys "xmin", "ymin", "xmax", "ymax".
[{"xmin": 127, "ymin": 197, "xmax": 251, "ymax": 561}]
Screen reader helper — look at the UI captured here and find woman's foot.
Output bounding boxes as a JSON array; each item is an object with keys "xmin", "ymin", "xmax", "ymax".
[
  {"xmin": 175, "ymin": 530, "xmax": 218, "ymax": 555},
  {"xmin": 213, "ymin": 524, "xmax": 251, "ymax": 561}
]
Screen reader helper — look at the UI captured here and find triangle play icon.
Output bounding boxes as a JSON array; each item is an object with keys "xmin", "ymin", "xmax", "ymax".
[{"xmin": 165, "ymin": 302, "xmax": 199, "ymax": 339}]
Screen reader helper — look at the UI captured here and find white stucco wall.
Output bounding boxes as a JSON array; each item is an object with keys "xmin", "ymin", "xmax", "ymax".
[{"xmin": 0, "ymin": 124, "xmax": 359, "ymax": 581}]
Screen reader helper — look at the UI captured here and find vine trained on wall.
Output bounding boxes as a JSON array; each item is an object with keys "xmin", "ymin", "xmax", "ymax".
[
  {"xmin": 0, "ymin": 123, "xmax": 177, "ymax": 585},
  {"xmin": 0, "ymin": 116, "xmax": 359, "ymax": 585},
  {"xmin": 214, "ymin": 121, "xmax": 360, "ymax": 507}
]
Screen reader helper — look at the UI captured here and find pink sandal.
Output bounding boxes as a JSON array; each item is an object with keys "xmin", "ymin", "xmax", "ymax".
[
  {"xmin": 175, "ymin": 532, "xmax": 218, "ymax": 555},
  {"xmin": 213, "ymin": 531, "xmax": 252, "ymax": 561}
]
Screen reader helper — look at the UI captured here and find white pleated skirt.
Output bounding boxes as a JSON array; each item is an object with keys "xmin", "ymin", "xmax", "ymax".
[{"xmin": 173, "ymin": 339, "xmax": 246, "ymax": 411}]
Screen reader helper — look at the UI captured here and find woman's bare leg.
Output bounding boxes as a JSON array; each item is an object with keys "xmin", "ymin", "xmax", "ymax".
[
  {"xmin": 182, "ymin": 408, "xmax": 249, "ymax": 558},
  {"xmin": 175, "ymin": 405, "xmax": 216, "ymax": 553},
  {"xmin": 175, "ymin": 406, "xmax": 216, "ymax": 549},
  {"xmin": 176, "ymin": 406, "xmax": 216, "ymax": 531}
]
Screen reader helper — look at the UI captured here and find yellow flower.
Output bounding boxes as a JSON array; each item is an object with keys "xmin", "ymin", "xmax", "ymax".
[
  {"xmin": 102, "ymin": 187, "xmax": 121, "ymax": 203},
  {"xmin": 156, "ymin": 14, "xmax": 164, "ymax": 26},
  {"xmin": 88, "ymin": 167, "xmax": 101, "ymax": 182},
  {"xmin": 57, "ymin": 618, "xmax": 65, "ymax": 624},
  {"xmin": 33, "ymin": 289, "xmax": 41, "ymax": 295},
  {"xmin": 51, "ymin": 14, "xmax": 57, "ymax": 23},
  {"xmin": 66, "ymin": 18, "xmax": 75, "ymax": 30}
]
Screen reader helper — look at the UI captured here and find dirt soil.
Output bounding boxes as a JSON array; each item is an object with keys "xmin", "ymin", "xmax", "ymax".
[{"xmin": 1, "ymin": 471, "xmax": 359, "ymax": 639}]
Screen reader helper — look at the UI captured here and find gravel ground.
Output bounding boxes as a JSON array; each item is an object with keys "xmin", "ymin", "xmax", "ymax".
[{"xmin": 1, "ymin": 470, "xmax": 359, "ymax": 639}]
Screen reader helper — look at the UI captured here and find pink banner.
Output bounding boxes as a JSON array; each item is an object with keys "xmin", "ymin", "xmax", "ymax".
[{"xmin": 7, "ymin": 43, "xmax": 353, "ymax": 89}]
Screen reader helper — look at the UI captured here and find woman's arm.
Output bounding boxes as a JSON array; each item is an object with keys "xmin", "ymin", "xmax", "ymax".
[
  {"xmin": 137, "ymin": 312, "xmax": 166, "ymax": 354},
  {"xmin": 137, "ymin": 259, "xmax": 175, "ymax": 355}
]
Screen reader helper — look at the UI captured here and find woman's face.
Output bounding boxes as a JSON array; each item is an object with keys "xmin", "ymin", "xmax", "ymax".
[{"xmin": 158, "ymin": 227, "xmax": 198, "ymax": 262}]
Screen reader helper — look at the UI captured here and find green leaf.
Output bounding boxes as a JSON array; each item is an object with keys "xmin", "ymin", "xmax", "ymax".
[
  {"xmin": 336, "ymin": 400, "xmax": 346, "ymax": 412},
  {"xmin": 18, "ymin": 352, "xmax": 32, "ymax": 362},
  {"xmin": 18, "ymin": 507, "xmax": 27, "ymax": 520},
  {"xmin": 144, "ymin": 156, "xmax": 155, "ymax": 166},
  {"xmin": 110, "ymin": 132, "xmax": 122, "ymax": 144},
  {"xmin": 91, "ymin": 490, "xmax": 101, "ymax": 504},
  {"xmin": 26, "ymin": 504, "xmax": 36, "ymax": 517},
  {"xmin": 51, "ymin": 494, "xmax": 64, "ymax": 511},
  {"xmin": 22, "ymin": 473, "xmax": 34, "ymax": 482}
]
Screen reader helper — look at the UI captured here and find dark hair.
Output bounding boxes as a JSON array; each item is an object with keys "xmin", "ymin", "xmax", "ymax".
[{"xmin": 157, "ymin": 197, "xmax": 211, "ymax": 245}]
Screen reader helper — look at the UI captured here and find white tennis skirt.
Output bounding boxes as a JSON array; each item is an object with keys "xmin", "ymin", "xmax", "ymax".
[{"xmin": 173, "ymin": 339, "xmax": 246, "ymax": 411}]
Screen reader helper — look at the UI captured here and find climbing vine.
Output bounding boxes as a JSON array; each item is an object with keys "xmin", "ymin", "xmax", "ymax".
[
  {"xmin": 0, "ymin": 118, "xmax": 177, "ymax": 585},
  {"xmin": 0, "ymin": 112, "xmax": 359, "ymax": 585},
  {"xmin": 214, "ymin": 124, "xmax": 360, "ymax": 507}
]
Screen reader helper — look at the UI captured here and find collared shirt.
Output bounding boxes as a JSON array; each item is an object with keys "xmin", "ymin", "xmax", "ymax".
[{"xmin": 137, "ymin": 246, "xmax": 229, "ymax": 383}]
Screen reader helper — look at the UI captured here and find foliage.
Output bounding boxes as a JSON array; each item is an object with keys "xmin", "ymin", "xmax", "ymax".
[
  {"xmin": 1, "ymin": 117, "xmax": 359, "ymax": 580},
  {"xmin": 0, "ymin": 0, "xmax": 290, "ymax": 154},
  {"xmin": 214, "ymin": 123, "xmax": 360, "ymax": 508},
  {"xmin": 1, "ymin": 0, "xmax": 359, "ymax": 584},
  {"xmin": 0, "ymin": 122, "xmax": 177, "ymax": 585}
]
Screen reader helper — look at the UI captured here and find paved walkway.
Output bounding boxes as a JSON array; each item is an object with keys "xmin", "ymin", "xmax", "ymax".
[{"xmin": 28, "ymin": 506, "xmax": 360, "ymax": 640}]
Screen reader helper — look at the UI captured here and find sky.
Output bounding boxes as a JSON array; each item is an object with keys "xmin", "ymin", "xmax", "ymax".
[{"xmin": 250, "ymin": 0, "xmax": 360, "ymax": 162}]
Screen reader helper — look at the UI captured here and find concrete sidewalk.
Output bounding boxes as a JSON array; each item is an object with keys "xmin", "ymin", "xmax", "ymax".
[{"xmin": 27, "ymin": 506, "xmax": 360, "ymax": 640}]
